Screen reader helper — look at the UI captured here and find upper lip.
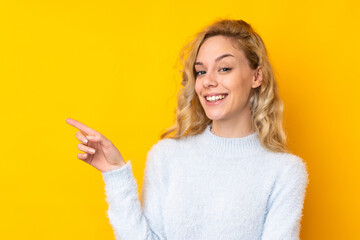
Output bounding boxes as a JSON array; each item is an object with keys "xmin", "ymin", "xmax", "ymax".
[{"xmin": 204, "ymin": 93, "xmax": 228, "ymax": 97}]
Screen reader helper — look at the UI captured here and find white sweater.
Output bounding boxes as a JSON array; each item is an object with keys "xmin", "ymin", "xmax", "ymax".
[{"xmin": 102, "ymin": 124, "xmax": 309, "ymax": 240}]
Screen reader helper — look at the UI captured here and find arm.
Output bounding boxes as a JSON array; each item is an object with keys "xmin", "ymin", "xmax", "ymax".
[
  {"xmin": 102, "ymin": 144, "xmax": 166, "ymax": 240},
  {"xmin": 260, "ymin": 157, "xmax": 310, "ymax": 240}
]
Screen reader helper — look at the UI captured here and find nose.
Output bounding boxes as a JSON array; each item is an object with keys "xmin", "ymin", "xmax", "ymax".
[{"xmin": 202, "ymin": 71, "xmax": 218, "ymax": 88}]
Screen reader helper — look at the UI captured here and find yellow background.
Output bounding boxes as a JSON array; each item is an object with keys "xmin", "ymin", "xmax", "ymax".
[{"xmin": 1, "ymin": 0, "xmax": 359, "ymax": 239}]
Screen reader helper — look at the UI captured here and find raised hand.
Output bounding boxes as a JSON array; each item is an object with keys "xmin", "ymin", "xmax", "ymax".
[{"xmin": 65, "ymin": 118, "xmax": 126, "ymax": 173}]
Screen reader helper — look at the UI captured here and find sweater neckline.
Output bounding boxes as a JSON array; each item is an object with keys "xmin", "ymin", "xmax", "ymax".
[{"xmin": 196, "ymin": 124, "xmax": 266, "ymax": 158}]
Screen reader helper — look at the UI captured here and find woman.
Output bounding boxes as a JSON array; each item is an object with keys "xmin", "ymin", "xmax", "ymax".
[{"xmin": 66, "ymin": 19, "xmax": 309, "ymax": 240}]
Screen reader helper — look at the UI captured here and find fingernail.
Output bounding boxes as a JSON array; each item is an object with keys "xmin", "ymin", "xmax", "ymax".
[{"xmin": 83, "ymin": 138, "xmax": 88, "ymax": 144}]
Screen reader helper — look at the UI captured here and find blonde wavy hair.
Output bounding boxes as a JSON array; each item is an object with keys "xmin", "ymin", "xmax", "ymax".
[{"xmin": 160, "ymin": 18, "xmax": 289, "ymax": 153}]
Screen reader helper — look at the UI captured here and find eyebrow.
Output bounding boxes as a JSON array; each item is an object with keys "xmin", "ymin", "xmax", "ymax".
[{"xmin": 194, "ymin": 54, "xmax": 235, "ymax": 66}]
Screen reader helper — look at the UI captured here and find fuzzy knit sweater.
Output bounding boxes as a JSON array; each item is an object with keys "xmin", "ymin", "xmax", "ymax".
[{"xmin": 101, "ymin": 124, "xmax": 309, "ymax": 240}]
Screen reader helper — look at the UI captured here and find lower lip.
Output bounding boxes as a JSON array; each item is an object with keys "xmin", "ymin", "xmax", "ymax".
[{"xmin": 204, "ymin": 96, "xmax": 228, "ymax": 106}]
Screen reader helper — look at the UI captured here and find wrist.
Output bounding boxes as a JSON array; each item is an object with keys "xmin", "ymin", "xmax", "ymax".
[{"xmin": 103, "ymin": 162, "xmax": 126, "ymax": 173}]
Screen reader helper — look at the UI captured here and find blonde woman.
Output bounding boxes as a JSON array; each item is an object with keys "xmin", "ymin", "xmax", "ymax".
[{"xmin": 66, "ymin": 19, "xmax": 309, "ymax": 240}]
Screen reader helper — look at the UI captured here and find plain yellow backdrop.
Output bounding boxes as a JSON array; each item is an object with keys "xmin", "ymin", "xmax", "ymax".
[{"xmin": 1, "ymin": 0, "xmax": 359, "ymax": 239}]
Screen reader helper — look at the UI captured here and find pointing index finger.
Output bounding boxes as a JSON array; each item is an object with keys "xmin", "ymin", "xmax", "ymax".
[{"xmin": 65, "ymin": 118, "xmax": 98, "ymax": 135}]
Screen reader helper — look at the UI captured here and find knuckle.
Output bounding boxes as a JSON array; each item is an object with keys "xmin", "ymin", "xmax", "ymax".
[{"xmin": 97, "ymin": 134, "xmax": 105, "ymax": 142}]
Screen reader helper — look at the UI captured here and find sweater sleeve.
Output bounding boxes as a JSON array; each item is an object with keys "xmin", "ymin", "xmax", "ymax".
[
  {"xmin": 101, "ymin": 143, "xmax": 166, "ymax": 240},
  {"xmin": 260, "ymin": 157, "xmax": 310, "ymax": 240}
]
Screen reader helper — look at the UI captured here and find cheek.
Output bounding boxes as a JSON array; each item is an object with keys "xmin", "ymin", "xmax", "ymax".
[
  {"xmin": 227, "ymin": 79, "xmax": 252, "ymax": 102},
  {"xmin": 194, "ymin": 80, "xmax": 202, "ymax": 96}
]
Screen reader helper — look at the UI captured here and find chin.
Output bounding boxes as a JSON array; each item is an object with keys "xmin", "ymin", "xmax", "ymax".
[{"xmin": 204, "ymin": 112, "xmax": 226, "ymax": 121}]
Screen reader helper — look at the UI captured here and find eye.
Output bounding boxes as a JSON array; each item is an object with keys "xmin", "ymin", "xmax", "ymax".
[
  {"xmin": 196, "ymin": 70, "xmax": 206, "ymax": 76},
  {"xmin": 219, "ymin": 67, "xmax": 232, "ymax": 72}
]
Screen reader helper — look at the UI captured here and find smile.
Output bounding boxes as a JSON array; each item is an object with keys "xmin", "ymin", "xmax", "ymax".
[{"xmin": 205, "ymin": 94, "xmax": 228, "ymax": 102}]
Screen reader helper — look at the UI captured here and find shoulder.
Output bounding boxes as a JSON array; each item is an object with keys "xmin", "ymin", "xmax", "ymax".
[
  {"xmin": 147, "ymin": 137, "xmax": 180, "ymax": 157},
  {"xmin": 262, "ymin": 150, "xmax": 307, "ymax": 169},
  {"xmin": 144, "ymin": 137, "xmax": 188, "ymax": 182},
  {"xmin": 145, "ymin": 135, "xmax": 198, "ymax": 167},
  {"xmin": 269, "ymin": 152, "xmax": 309, "ymax": 185},
  {"xmin": 282, "ymin": 153, "xmax": 308, "ymax": 176},
  {"xmin": 275, "ymin": 152, "xmax": 307, "ymax": 169},
  {"xmin": 258, "ymin": 150, "xmax": 309, "ymax": 182},
  {"xmin": 145, "ymin": 137, "xmax": 181, "ymax": 169}
]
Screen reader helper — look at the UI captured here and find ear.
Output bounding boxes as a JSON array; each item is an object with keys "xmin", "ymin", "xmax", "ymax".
[{"xmin": 251, "ymin": 66, "xmax": 263, "ymax": 88}]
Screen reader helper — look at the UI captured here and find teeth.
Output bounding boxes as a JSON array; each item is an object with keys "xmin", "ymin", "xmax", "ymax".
[{"xmin": 206, "ymin": 94, "xmax": 227, "ymax": 102}]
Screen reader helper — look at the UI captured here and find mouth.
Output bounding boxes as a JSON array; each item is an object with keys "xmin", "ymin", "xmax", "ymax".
[{"xmin": 204, "ymin": 94, "xmax": 228, "ymax": 102}]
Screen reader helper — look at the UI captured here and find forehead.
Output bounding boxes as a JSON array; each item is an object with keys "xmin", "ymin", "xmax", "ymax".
[{"xmin": 196, "ymin": 35, "xmax": 244, "ymax": 60}]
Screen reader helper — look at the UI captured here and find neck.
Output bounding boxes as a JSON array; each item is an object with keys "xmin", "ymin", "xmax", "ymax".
[{"xmin": 211, "ymin": 116, "xmax": 254, "ymax": 138}]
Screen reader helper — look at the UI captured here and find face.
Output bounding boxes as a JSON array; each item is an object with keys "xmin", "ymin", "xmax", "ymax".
[{"xmin": 194, "ymin": 35, "xmax": 262, "ymax": 124}]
